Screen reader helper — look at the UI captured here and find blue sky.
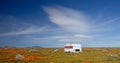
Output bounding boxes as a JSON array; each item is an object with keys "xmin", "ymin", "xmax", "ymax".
[{"xmin": 0, "ymin": 0, "xmax": 120, "ymax": 47}]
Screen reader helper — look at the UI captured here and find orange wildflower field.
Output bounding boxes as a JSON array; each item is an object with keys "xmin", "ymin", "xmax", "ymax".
[{"xmin": 0, "ymin": 47, "xmax": 120, "ymax": 63}]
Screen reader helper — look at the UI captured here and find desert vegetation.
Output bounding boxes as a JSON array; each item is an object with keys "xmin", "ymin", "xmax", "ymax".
[{"xmin": 0, "ymin": 47, "xmax": 120, "ymax": 63}]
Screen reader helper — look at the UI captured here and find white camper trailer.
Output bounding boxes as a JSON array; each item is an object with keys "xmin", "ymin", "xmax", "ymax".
[{"xmin": 64, "ymin": 44, "xmax": 82, "ymax": 53}]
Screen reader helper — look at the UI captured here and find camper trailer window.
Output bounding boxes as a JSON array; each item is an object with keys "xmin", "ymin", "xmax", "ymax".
[{"xmin": 75, "ymin": 49, "xmax": 80, "ymax": 51}]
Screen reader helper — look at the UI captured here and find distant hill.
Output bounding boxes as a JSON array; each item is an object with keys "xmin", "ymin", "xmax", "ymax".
[
  {"xmin": 31, "ymin": 46, "xmax": 43, "ymax": 48},
  {"xmin": 24, "ymin": 46, "xmax": 43, "ymax": 48}
]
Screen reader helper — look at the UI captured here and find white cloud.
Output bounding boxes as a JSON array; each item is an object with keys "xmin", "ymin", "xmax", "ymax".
[
  {"xmin": 0, "ymin": 25, "xmax": 48, "ymax": 36},
  {"xmin": 93, "ymin": 17, "xmax": 120, "ymax": 30},
  {"xmin": 74, "ymin": 34, "xmax": 92, "ymax": 39},
  {"xmin": 50, "ymin": 34, "xmax": 93, "ymax": 43},
  {"xmin": 42, "ymin": 6, "xmax": 99, "ymax": 43},
  {"xmin": 51, "ymin": 36, "xmax": 67, "ymax": 39},
  {"xmin": 43, "ymin": 6, "xmax": 120, "ymax": 33},
  {"xmin": 0, "ymin": 15, "xmax": 53, "ymax": 36},
  {"xmin": 43, "ymin": 6, "xmax": 91, "ymax": 33}
]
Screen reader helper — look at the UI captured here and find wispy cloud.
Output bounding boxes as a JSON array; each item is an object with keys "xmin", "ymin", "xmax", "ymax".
[
  {"xmin": 42, "ymin": 6, "xmax": 102, "ymax": 43},
  {"xmin": 0, "ymin": 15, "xmax": 57, "ymax": 36},
  {"xmin": 49, "ymin": 34, "xmax": 93, "ymax": 43},
  {"xmin": 43, "ymin": 6, "xmax": 91, "ymax": 33},
  {"xmin": 43, "ymin": 5, "xmax": 120, "ymax": 44},
  {"xmin": 0, "ymin": 15, "xmax": 50, "ymax": 36},
  {"xmin": 0, "ymin": 25, "xmax": 48, "ymax": 36},
  {"xmin": 93, "ymin": 17, "xmax": 120, "ymax": 28},
  {"xmin": 74, "ymin": 34, "xmax": 92, "ymax": 39},
  {"xmin": 43, "ymin": 6, "xmax": 120, "ymax": 33}
]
